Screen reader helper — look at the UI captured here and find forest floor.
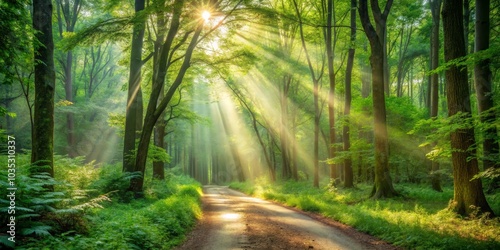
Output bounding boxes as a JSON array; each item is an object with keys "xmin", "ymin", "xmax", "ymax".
[{"xmin": 175, "ymin": 185, "xmax": 397, "ymax": 250}]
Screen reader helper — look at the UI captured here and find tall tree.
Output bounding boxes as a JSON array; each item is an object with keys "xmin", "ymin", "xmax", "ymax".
[
  {"xmin": 358, "ymin": 0, "xmax": 397, "ymax": 198},
  {"xmin": 429, "ymin": 0, "xmax": 442, "ymax": 192},
  {"xmin": 55, "ymin": 0, "xmax": 82, "ymax": 157},
  {"xmin": 123, "ymin": 0, "xmax": 146, "ymax": 173},
  {"xmin": 32, "ymin": 0, "xmax": 56, "ymax": 177},
  {"xmin": 151, "ymin": 8, "xmax": 169, "ymax": 180},
  {"xmin": 343, "ymin": 0, "xmax": 356, "ymax": 188},
  {"xmin": 474, "ymin": 0, "xmax": 499, "ymax": 191},
  {"xmin": 325, "ymin": 0, "xmax": 337, "ymax": 181},
  {"xmin": 442, "ymin": 0, "xmax": 494, "ymax": 216},
  {"xmin": 292, "ymin": 0, "xmax": 324, "ymax": 188}
]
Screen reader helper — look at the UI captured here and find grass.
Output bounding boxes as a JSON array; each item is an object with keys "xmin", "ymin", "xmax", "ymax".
[{"xmin": 229, "ymin": 180, "xmax": 500, "ymax": 250}]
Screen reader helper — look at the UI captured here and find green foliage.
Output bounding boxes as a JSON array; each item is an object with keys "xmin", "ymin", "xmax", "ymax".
[
  {"xmin": 61, "ymin": 18, "xmax": 132, "ymax": 51},
  {"xmin": 473, "ymin": 167, "xmax": 500, "ymax": 181},
  {"xmin": 0, "ymin": 0, "xmax": 31, "ymax": 83},
  {"xmin": 429, "ymin": 42, "xmax": 500, "ymax": 75},
  {"xmin": 0, "ymin": 156, "xmax": 201, "ymax": 249},
  {"xmin": 19, "ymin": 172, "xmax": 202, "ymax": 250},
  {"xmin": 231, "ymin": 180, "xmax": 500, "ymax": 250},
  {"xmin": 148, "ymin": 144, "xmax": 171, "ymax": 163},
  {"xmin": 411, "ymin": 108, "xmax": 500, "ymax": 167},
  {"xmin": 0, "ymin": 155, "xmax": 115, "ymax": 249},
  {"xmin": 88, "ymin": 164, "xmax": 140, "ymax": 202}
]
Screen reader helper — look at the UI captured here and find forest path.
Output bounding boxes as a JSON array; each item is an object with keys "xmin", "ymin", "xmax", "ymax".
[{"xmin": 175, "ymin": 185, "xmax": 396, "ymax": 250}]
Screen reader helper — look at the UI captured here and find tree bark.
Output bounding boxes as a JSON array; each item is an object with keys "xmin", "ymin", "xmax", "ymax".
[
  {"xmin": 344, "ymin": 0, "xmax": 356, "ymax": 188},
  {"xmin": 430, "ymin": 0, "xmax": 442, "ymax": 192},
  {"xmin": 361, "ymin": 43, "xmax": 371, "ymax": 98},
  {"xmin": 313, "ymin": 80, "xmax": 320, "ymax": 188},
  {"xmin": 280, "ymin": 74, "xmax": 291, "ymax": 179},
  {"xmin": 32, "ymin": 0, "xmax": 56, "ymax": 177},
  {"xmin": 474, "ymin": 0, "xmax": 499, "ymax": 191},
  {"xmin": 325, "ymin": 0, "xmax": 337, "ymax": 181},
  {"xmin": 359, "ymin": 0, "xmax": 397, "ymax": 198},
  {"xmin": 153, "ymin": 116, "xmax": 166, "ymax": 180},
  {"xmin": 442, "ymin": 0, "xmax": 494, "ymax": 216},
  {"xmin": 152, "ymin": 13, "xmax": 169, "ymax": 180},
  {"xmin": 123, "ymin": 0, "xmax": 146, "ymax": 173}
]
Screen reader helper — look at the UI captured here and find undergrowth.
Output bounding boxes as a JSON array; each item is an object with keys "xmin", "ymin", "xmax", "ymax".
[
  {"xmin": 229, "ymin": 179, "xmax": 500, "ymax": 250},
  {"xmin": 0, "ymin": 155, "xmax": 202, "ymax": 249}
]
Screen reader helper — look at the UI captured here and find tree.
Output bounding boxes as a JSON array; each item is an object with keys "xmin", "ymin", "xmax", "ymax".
[
  {"xmin": 358, "ymin": 0, "xmax": 397, "ymax": 198},
  {"xmin": 81, "ymin": 44, "xmax": 116, "ymax": 100},
  {"xmin": 324, "ymin": 0, "xmax": 339, "ymax": 180},
  {"xmin": 123, "ymin": 0, "xmax": 146, "ymax": 174},
  {"xmin": 130, "ymin": 0, "xmax": 245, "ymax": 194},
  {"xmin": 292, "ymin": 0, "xmax": 324, "ymax": 188},
  {"xmin": 343, "ymin": 0, "xmax": 356, "ymax": 188},
  {"xmin": 55, "ymin": 0, "xmax": 82, "ymax": 158},
  {"xmin": 151, "ymin": 6, "xmax": 171, "ymax": 180},
  {"xmin": 442, "ymin": 0, "xmax": 494, "ymax": 216},
  {"xmin": 32, "ymin": 0, "xmax": 56, "ymax": 177},
  {"xmin": 270, "ymin": 0, "xmax": 298, "ymax": 180},
  {"xmin": 429, "ymin": 0, "xmax": 442, "ymax": 192},
  {"xmin": 474, "ymin": 0, "xmax": 499, "ymax": 191},
  {"xmin": 325, "ymin": 0, "xmax": 338, "ymax": 181}
]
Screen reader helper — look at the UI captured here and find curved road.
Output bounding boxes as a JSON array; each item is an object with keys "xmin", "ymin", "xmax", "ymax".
[{"xmin": 176, "ymin": 185, "xmax": 395, "ymax": 250}]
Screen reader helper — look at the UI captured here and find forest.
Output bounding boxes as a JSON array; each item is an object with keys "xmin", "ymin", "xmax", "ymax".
[{"xmin": 0, "ymin": 0, "xmax": 499, "ymax": 249}]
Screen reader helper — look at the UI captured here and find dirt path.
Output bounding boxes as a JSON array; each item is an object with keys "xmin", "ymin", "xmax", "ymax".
[{"xmin": 176, "ymin": 185, "xmax": 397, "ymax": 250}]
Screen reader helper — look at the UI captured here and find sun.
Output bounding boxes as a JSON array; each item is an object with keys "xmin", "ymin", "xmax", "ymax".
[{"xmin": 202, "ymin": 10, "xmax": 211, "ymax": 22}]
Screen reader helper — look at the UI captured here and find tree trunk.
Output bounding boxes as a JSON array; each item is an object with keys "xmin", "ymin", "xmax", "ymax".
[
  {"xmin": 151, "ymin": 13, "xmax": 168, "ymax": 180},
  {"xmin": 32, "ymin": 0, "xmax": 56, "ymax": 178},
  {"xmin": 344, "ymin": 0, "xmax": 356, "ymax": 188},
  {"xmin": 65, "ymin": 51, "xmax": 76, "ymax": 157},
  {"xmin": 153, "ymin": 117, "xmax": 166, "ymax": 180},
  {"xmin": 463, "ymin": 0, "xmax": 470, "ymax": 54},
  {"xmin": 359, "ymin": 0, "xmax": 397, "ymax": 198},
  {"xmin": 291, "ymin": 108, "xmax": 298, "ymax": 181},
  {"xmin": 430, "ymin": 0, "xmax": 442, "ymax": 192},
  {"xmin": 280, "ymin": 75, "xmax": 291, "ymax": 179},
  {"xmin": 325, "ymin": 0, "xmax": 338, "ymax": 181},
  {"xmin": 474, "ymin": 0, "xmax": 499, "ymax": 191},
  {"xmin": 380, "ymin": 24, "xmax": 390, "ymax": 95},
  {"xmin": 361, "ymin": 43, "xmax": 371, "ymax": 98},
  {"xmin": 442, "ymin": 0, "xmax": 494, "ymax": 216},
  {"xmin": 313, "ymin": 79, "xmax": 320, "ymax": 188},
  {"xmin": 123, "ymin": 0, "xmax": 145, "ymax": 173}
]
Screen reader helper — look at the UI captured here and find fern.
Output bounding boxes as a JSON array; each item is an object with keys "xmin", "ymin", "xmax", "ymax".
[
  {"xmin": 71, "ymin": 192, "xmax": 113, "ymax": 211},
  {"xmin": 21, "ymin": 225, "xmax": 52, "ymax": 237}
]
